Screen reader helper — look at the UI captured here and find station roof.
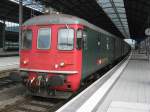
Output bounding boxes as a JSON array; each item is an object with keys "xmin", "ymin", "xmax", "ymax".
[
  {"xmin": 1, "ymin": 0, "xmax": 149, "ymax": 42},
  {"xmin": 43, "ymin": 0, "xmax": 125, "ymax": 39},
  {"xmin": 124, "ymin": 0, "xmax": 150, "ymax": 42},
  {"xmin": 97, "ymin": 0, "xmax": 130, "ymax": 39},
  {"xmin": 42, "ymin": 0, "xmax": 150, "ymax": 42},
  {"xmin": 0, "ymin": 0, "xmax": 41, "ymax": 23}
]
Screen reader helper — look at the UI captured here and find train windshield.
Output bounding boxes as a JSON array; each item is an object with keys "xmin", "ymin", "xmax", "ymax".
[
  {"xmin": 22, "ymin": 29, "xmax": 32, "ymax": 50},
  {"xmin": 58, "ymin": 29, "xmax": 74, "ymax": 50},
  {"xmin": 37, "ymin": 28, "xmax": 51, "ymax": 49}
]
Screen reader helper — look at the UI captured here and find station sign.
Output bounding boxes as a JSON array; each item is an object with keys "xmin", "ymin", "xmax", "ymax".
[{"xmin": 145, "ymin": 28, "xmax": 150, "ymax": 36}]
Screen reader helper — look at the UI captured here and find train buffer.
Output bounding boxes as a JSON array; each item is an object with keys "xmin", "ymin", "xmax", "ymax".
[{"xmin": 56, "ymin": 52, "xmax": 150, "ymax": 112}]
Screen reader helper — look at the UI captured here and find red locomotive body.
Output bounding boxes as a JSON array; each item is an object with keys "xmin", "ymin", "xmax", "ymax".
[{"xmin": 20, "ymin": 22, "xmax": 84, "ymax": 95}]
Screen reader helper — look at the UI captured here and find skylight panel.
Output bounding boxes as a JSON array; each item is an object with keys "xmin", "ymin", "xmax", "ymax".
[
  {"xmin": 9, "ymin": 0, "xmax": 45, "ymax": 12},
  {"xmin": 97, "ymin": 0, "xmax": 130, "ymax": 38}
]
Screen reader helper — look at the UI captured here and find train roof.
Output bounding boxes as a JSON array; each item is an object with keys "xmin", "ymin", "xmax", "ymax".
[{"xmin": 23, "ymin": 14, "xmax": 117, "ymax": 38}]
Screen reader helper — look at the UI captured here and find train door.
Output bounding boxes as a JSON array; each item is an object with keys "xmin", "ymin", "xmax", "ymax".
[
  {"xmin": 56, "ymin": 26, "xmax": 79, "ymax": 72},
  {"xmin": 106, "ymin": 36, "xmax": 110, "ymax": 63},
  {"xmin": 122, "ymin": 41, "xmax": 124, "ymax": 56},
  {"xmin": 82, "ymin": 30, "xmax": 88, "ymax": 79},
  {"xmin": 108, "ymin": 36, "xmax": 113, "ymax": 63},
  {"xmin": 100, "ymin": 33, "xmax": 106, "ymax": 65},
  {"xmin": 29, "ymin": 26, "xmax": 52, "ymax": 70},
  {"xmin": 112, "ymin": 37, "xmax": 115, "ymax": 61}
]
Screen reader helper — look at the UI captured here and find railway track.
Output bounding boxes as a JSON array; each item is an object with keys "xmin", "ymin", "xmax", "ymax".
[
  {"xmin": 0, "ymin": 76, "xmax": 19, "ymax": 90},
  {"xmin": 0, "ymin": 68, "xmax": 112, "ymax": 112},
  {"xmin": 0, "ymin": 96, "xmax": 66, "ymax": 112},
  {"xmin": 0, "ymin": 70, "xmax": 66, "ymax": 112},
  {"xmin": 0, "ymin": 70, "xmax": 101, "ymax": 112},
  {"xmin": 0, "ymin": 57, "xmax": 125, "ymax": 112}
]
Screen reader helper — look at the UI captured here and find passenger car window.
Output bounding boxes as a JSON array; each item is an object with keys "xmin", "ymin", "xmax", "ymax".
[
  {"xmin": 106, "ymin": 37, "xmax": 109, "ymax": 50},
  {"xmin": 83, "ymin": 31, "xmax": 88, "ymax": 50},
  {"xmin": 22, "ymin": 29, "xmax": 32, "ymax": 50},
  {"xmin": 37, "ymin": 28, "xmax": 51, "ymax": 49},
  {"xmin": 76, "ymin": 29, "xmax": 83, "ymax": 49},
  {"xmin": 58, "ymin": 29, "xmax": 74, "ymax": 50}
]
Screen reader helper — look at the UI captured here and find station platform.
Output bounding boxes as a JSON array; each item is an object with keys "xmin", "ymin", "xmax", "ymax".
[
  {"xmin": 57, "ymin": 53, "xmax": 150, "ymax": 112},
  {"xmin": 0, "ymin": 57, "xmax": 19, "ymax": 78},
  {"xmin": 0, "ymin": 51, "xmax": 19, "ymax": 57}
]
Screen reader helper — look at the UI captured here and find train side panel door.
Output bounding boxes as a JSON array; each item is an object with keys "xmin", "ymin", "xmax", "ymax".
[
  {"xmin": 112, "ymin": 37, "xmax": 116, "ymax": 61},
  {"xmin": 108, "ymin": 36, "xmax": 114, "ymax": 63},
  {"xmin": 82, "ymin": 30, "xmax": 88, "ymax": 79}
]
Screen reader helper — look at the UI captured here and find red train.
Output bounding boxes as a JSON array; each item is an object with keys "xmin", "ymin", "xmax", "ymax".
[{"xmin": 19, "ymin": 14, "xmax": 130, "ymax": 98}]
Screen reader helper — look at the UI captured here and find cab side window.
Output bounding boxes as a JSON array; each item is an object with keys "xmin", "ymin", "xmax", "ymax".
[{"xmin": 22, "ymin": 29, "xmax": 32, "ymax": 50}]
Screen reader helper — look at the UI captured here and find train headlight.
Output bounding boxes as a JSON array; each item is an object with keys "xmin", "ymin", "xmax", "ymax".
[
  {"xmin": 22, "ymin": 60, "xmax": 29, "ymax": 65},
  {"xmin": 23, "ymin": 60, "xmax": 28, "ymax": 64},
  {"xmin": 60, "ymin": 62, "xmax": 65, "ymax": 67},
  {"xmin": 55, "ymin": 64, "xmax": 59, "ymax": 69},
  {"xmin": 99, "ymin": 60, "xmax": 102, "ymax": 64}
]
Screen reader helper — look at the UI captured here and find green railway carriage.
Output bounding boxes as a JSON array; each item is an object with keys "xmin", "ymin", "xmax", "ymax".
[{"xmin": 81, "ymin": 26, "xmax": 130, "ymax": 79}]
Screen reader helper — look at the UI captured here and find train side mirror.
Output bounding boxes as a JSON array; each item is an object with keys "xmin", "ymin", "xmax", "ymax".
[{"xmin": 76, "ymin": 30, "xmax": 83, "ymax": 50}]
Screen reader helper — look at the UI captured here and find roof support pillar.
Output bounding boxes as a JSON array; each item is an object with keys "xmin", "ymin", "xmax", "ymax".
[
  {"xmin": 2, "ymin": 21, "xmax": 6, "ymax": 51},
  {"xmin": 19, "ymin": 0, "xmax": 23, "ymax": 54}
]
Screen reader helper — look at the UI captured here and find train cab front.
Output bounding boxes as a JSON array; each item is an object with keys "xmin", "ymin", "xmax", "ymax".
[{"xmin": 19, "ymin": 24, "xmax": 84, "ymax": 98}]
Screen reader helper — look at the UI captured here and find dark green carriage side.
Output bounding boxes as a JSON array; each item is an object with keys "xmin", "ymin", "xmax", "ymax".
[
  {"xmin": 82, "ymin": 27, "xmax": 101, "ymax": 79},
  {"xmin": 81, "ymin": 26, "xmax": 129, "ymax": 80},
  {"xmin": 114, "ymin": 38, "xmax": 121, "ymax": 59},
  {"xmin": 81, "ymin": 27, "xmax": 118, "ymax": 79}
]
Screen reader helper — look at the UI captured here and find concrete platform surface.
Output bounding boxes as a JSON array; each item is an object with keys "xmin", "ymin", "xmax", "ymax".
[
  {"xmin": 0, "ymin": 51, "xmax": 19, "ymax": 57},
  {"xmin": 96, "ymin": 53, "xmax": 150, "ymax": 112},
  {"xmin": 0, "ymin": 57, "xmax": 19, "ymax": 72}
]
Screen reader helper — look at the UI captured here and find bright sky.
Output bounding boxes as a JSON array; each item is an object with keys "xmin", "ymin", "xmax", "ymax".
[{"xmin": 124, "ymin": 39, "xmax": 136, "ymax": 47}]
